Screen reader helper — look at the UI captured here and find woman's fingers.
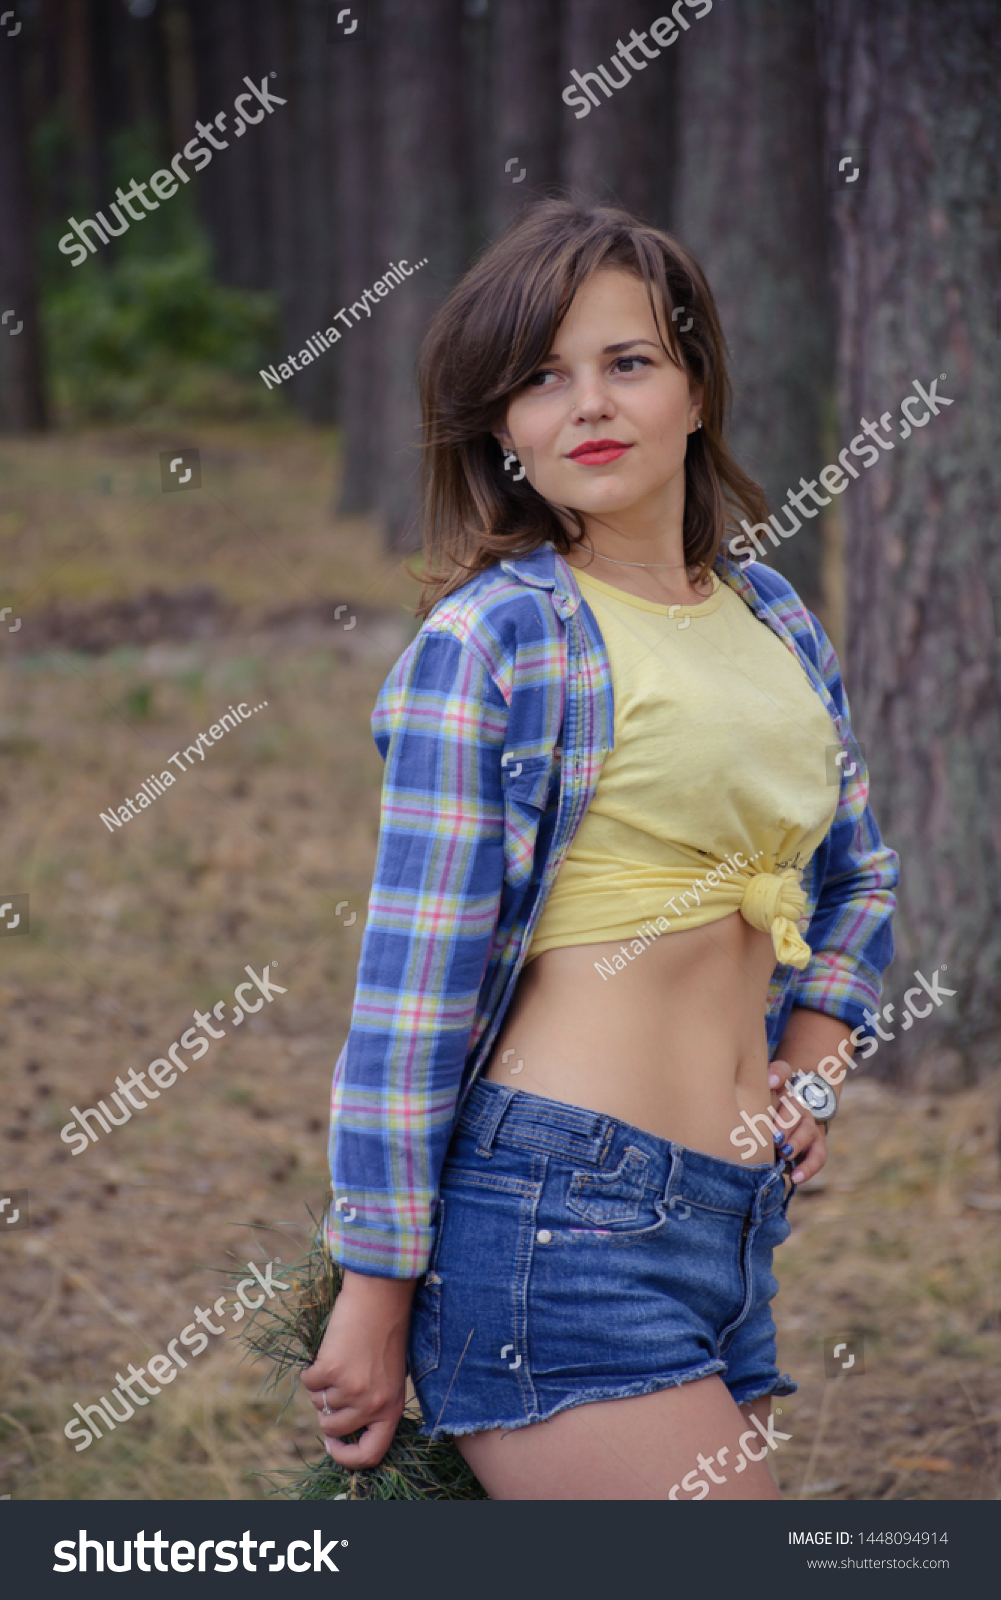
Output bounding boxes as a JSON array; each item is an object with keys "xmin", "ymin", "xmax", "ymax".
[
  {"xmin": 301, "ymin": 1360, "xmax": 333, "ymax": 1397},
  {"xmin": 323, "ymin": 1415, "xmax": 399, "ymax": 1470},
  {"xmin": 790, "ymin": 1128, "xmax": 827, "ymax": 1184}
]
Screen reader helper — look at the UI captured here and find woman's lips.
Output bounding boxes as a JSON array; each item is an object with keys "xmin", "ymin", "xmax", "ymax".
[{"xmin": 567, "ymin": 440, "xmax": 633, "ymax": 466}]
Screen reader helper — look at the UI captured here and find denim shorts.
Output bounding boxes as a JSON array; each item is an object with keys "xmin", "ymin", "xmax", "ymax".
[{"xmin": 408, "ymin": 1079, "xmax": 797, "ymax": 1440}]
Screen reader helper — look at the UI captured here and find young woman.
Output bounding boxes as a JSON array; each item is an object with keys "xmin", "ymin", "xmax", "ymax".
[{"xmin": 302, "ymin": 200, "xmax": 898, "ymax": 1500}]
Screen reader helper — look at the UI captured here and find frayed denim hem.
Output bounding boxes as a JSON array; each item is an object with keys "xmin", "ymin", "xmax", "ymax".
[
  {"xmin": 728, "ymin": 1371, "xmax": 799, "ymax": 1408},
  {"xmin": 417, "ymin": 1358, "xmax": 728, "ymax": 1442}
]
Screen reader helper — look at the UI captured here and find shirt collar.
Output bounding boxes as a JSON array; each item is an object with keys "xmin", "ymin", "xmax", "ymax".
[{"xmin": 501, "ymin": 542, "xmax": 581, "ymax": 618}]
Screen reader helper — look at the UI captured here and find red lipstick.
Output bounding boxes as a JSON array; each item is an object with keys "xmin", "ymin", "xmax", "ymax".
[{"xmin": 567, "ymin": 438, "xmax": 633, "ymax": 465}]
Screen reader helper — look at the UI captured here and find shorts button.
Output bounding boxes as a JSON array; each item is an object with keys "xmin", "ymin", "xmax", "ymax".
[{"xmin": 536, "ymin": 1228, "xmax": 552, "ymax": 1243}]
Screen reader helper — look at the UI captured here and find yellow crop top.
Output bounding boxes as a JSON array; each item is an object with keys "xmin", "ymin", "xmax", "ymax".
[{"xmin": 525, "ymin": 565, "xmax": 841, "ymax": 970}]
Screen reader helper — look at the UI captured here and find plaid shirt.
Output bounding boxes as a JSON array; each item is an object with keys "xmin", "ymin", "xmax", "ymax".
[{"xmin": 327, "ymin": 543, "xmax": 898, "ymax": 1277}]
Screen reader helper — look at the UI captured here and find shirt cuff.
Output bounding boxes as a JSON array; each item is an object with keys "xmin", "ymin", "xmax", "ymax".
[
  {"xmin": 791, "ymin": 947, "xmax": 883, "ymax": 1034},
  {"xmin": 325, "ymin": 1212, "xmax": 432, "ymax": 1280}
]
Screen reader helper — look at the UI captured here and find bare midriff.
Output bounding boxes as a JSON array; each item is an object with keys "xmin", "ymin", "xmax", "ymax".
[{"xmin": 481, "ymin": 911, "xmax": 778, "ymax": 1164}]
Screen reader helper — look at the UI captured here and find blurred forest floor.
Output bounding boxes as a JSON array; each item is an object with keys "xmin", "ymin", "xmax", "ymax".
[{"xmin": 0, "ymin": 424, "xmax": 999, "ymax": 1501}]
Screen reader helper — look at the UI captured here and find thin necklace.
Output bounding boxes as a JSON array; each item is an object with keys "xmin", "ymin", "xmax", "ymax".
[{"xmin": 586, "ymin": 547, "xmax": 689, "ymax": 570}]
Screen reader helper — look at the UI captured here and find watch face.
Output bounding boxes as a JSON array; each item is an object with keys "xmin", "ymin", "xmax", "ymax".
[{"xmin": 791, "ymin": 1072, "xmax": 836, "ymax": 1119}]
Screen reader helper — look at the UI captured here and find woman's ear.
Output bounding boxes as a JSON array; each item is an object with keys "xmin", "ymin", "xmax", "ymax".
[
  {"xmin": 687, "ymin": 382, "xmax": 704, "ymax": 431},
  {"xmin": 492, "ymin": 425, "xmax": 513, "ymax": 451}
]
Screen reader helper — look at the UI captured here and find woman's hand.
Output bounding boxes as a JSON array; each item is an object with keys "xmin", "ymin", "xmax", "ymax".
[
  {"xmin": 767, "ymin": 1060, "xmax": 828, "ymax": 1186},
  {"xmin": 301, "ymin": 1269, "xmax": 417, "ymax": 1469}
]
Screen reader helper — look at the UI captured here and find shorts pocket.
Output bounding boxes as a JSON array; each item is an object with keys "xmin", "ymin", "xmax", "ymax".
[
  {"xmin": 408, "ymin": 1198, "xmax": 445, "ymax": 1383},
  {"xmin": 565, "ymin": 1145, "xmax": 651, "ymax": 1226}
]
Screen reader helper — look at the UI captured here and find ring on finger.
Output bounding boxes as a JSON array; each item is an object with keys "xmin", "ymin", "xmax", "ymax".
[{"xmin": 322, "ymin": 1388, "xmax": 332, "ymax": 1416}]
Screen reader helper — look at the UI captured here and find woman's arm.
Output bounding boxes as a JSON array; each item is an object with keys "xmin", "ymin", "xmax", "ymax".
[
  {"xmin": 791, "ymin": 610, "xmax": 899, "ymax": 1035},
  {"xmin": 327, "ymin": 625, "xmax": 510, "ymax": 1279},
  {"xmin": 301, "ymin": 1271, "xmax": 417, "ymax": 1468}
]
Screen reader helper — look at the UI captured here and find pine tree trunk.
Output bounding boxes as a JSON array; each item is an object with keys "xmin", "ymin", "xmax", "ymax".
[
  {"xmin": 819, "ymin": 0, "xmax": 1001, "ymax": 1085},
  {"xmin": 488, "ymin": 0, "xmax": 562, "ymax": 238},
  {"xmin": 290, "ymin": 0, "xmax": 335, "ymax": 422},
  {"xmin": 332, "ymin": 13, "xmax": 378, "ymax": 508},
  {"xmin": 374, "ymin": 0, "xmax": 466, "ymax": 551},
  {"xmin": 258, "ymin": 0, "xmax": 297, "ymax": 365},
  {"xmin": 674, "ymin": 0, "xmax": 832, "ymax": 613},
  {"xmin": 0, "ymin": 28, "xmax": 46, "ymax": 431},
  {"xmin": 559, "ymin": 0, "xmax": 676, "ymax": 229}
]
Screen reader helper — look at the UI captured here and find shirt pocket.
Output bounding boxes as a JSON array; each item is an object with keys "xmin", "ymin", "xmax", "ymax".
[
  {"xmin": 501, "ymin": 753, "xmax": 558, "ymax": 886},
  {"xmin": 501, "ymin": 752, "xmax": 556, "ymax": 811}
]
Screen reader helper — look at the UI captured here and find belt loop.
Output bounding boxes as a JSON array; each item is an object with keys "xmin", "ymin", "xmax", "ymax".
[
  {"xmin": 661, "ymin": 1143, "xmax": 682, "ymax": 1207},
  {"xmin": 475, "ymin": 1082, "xmax": 517, "ymax": 1158}
]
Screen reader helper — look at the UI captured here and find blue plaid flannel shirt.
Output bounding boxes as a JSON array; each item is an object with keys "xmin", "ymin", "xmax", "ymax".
[{"xmin": 327, "ymin": 543, "xmax": 898, "ymax": 1276}]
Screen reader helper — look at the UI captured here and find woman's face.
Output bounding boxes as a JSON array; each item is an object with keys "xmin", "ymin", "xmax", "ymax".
[{"xmin": 495, "ymin": 268, "xmax": 702, "ymax": 524}]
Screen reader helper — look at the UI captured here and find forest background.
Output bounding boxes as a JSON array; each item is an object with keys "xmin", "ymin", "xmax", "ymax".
[{"xmin": 0, "ymin": 0, "xmax": 999, "ymax": 1502}]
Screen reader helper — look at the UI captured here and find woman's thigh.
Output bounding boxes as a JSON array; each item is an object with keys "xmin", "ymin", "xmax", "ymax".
[{"xmin": 455, "ymin": 1376, "xmax": 782, "ymax": 1501}]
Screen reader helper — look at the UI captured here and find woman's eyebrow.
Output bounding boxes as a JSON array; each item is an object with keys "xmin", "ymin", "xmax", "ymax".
[
  {"xmin": 540, "ymin": 338, "xmax": 660, "ymax": 362},
  {"xmin": 603, "ymin": 338, "xmax": 660, "ymax": 354}
]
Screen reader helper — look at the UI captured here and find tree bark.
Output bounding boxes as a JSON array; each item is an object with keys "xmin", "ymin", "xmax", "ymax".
[
  {"xmin": 488, "ymin": 0, "xmax": 562, "ymax": 238},
  {"xmin": 819, "ymin": 0, "xmax": 1001, "ymax": 1085},
  {"xmin": 674, "ymin": 0, "xmax": 832, "ymax": 613},
  {"xmin": 257, "ymin": 0, "xmax": 297, "ymax": 361},
  {"xmin": 289, "ymin": 0, "xmax": 335, "ymax": 422},
  {"xmin": 559, "ymin": 0, "xmax": 676, "ymax": 229},
  {"xmin": 332, "ymin": 16, "xmax": 378, "ymax": 510},
  {"xmin": 0, "ymin": 25, "xmax": 46, "ymax": 431},
  {"xmin": 374, "ymin": 0, "xmax": 466, "ymax": 551},
  {"xmin": 187, "ymin": 0, "xmax": 271, "ymax": 293}
]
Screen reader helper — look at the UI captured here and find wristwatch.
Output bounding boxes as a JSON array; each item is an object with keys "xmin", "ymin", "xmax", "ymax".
[{"xmin": 785, "ymin": 1070, "xmax": 838, "ymax": 1125}]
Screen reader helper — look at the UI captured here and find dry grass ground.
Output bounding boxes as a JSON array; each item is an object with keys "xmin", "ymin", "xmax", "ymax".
[{"xmin": 0, "ymin": 424, "xmax": 998, "ymax": 1501}]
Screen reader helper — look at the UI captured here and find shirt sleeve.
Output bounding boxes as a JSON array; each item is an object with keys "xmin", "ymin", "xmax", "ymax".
[
  {"xmin": 793, "ymin": 614, "xmax": 899, "ymax": 1031},
  {"xmin": 326, "ymin": 626, "xmax": 509, "ymax": 1278}
]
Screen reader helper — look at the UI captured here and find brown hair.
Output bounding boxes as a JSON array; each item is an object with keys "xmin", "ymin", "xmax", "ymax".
[{"xmin": 414, "ymin": 197, "xmax": 769, "ymax": 618}]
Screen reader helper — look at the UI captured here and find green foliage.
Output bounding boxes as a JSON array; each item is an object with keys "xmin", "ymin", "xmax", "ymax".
[
  {"xmin": 44, "ymin": 246, "xmax": 283, "ymax": 423},
  {"xmin": 122, "ymin": 684, "xmax": 154, "ymax": 720},
  {"xmin": 229, "ymin": 1211, "xmax": 488, "ymax": 1501}
]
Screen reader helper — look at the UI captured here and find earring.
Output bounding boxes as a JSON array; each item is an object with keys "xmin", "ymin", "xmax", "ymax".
[{"xmin": 696, "ymin": 419, "xmax": 703, "ymax": 430}]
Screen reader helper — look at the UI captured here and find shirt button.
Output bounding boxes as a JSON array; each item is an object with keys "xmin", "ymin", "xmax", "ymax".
[{"xmin": 536, "ymin": 1229, "xmax": 552, "ymax": 1243}]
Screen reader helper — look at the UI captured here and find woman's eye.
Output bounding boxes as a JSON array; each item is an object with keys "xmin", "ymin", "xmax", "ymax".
[
  {"xmin": 614, "ymin": 355, "xmax": 651, "ymax": 373},
  {"xmin": 526, "ymin": 369, "xmax": 558, "ymax": 387}
]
